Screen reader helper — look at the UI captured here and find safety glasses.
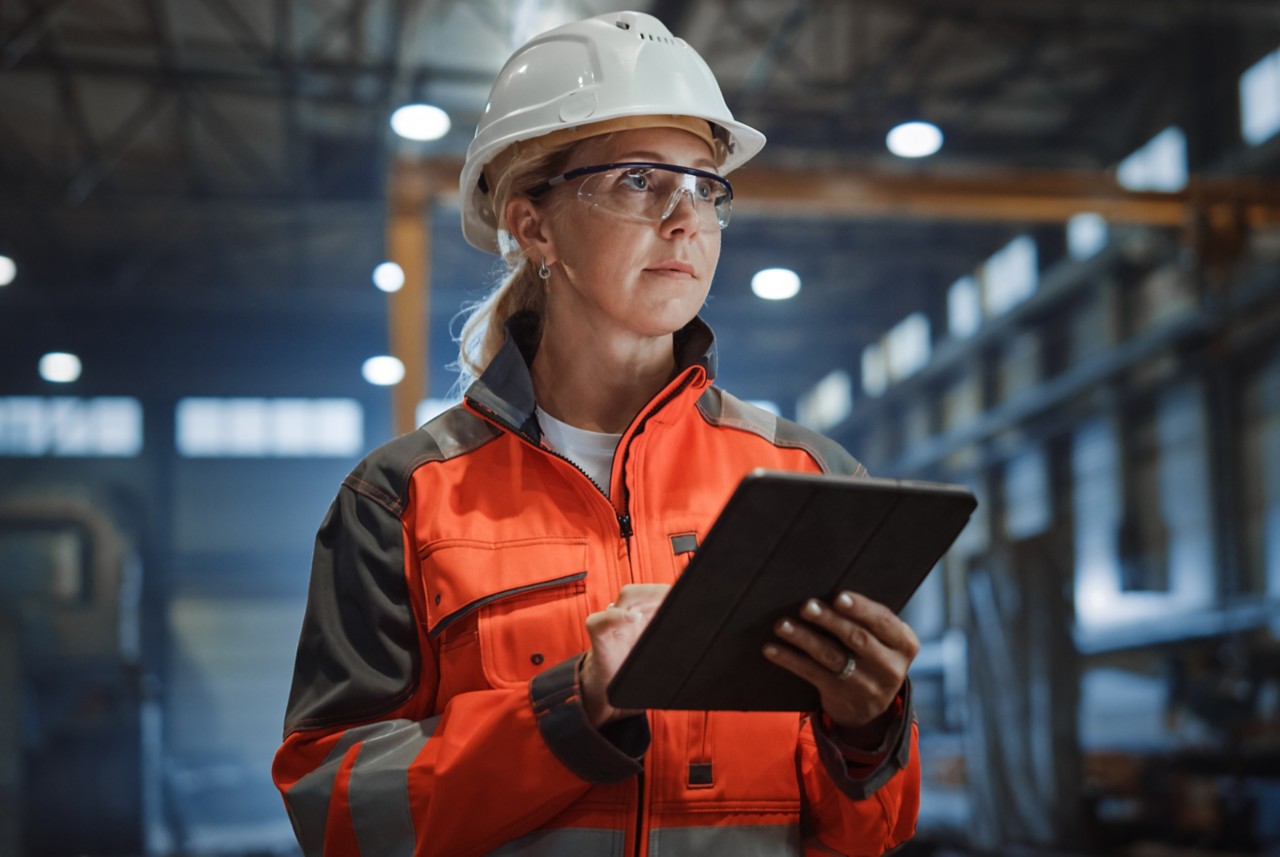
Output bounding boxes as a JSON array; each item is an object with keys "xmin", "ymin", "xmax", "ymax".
[{"xmin": 529, "ymin": 161, "xmax": 733, "ymax": 230}]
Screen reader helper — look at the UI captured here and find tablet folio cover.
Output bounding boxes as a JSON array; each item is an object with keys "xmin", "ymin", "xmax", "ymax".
[{"xmin": 607, "ymin": 469, "xmax": 977, "ymax": 712}]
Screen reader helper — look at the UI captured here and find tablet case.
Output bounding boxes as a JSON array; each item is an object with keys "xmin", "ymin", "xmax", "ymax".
[{"xmin": 607, "ymin": 469, "xmax": 977, "ymax": 712}]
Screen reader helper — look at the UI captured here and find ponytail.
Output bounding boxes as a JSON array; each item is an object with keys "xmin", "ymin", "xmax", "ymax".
[{"xmin": 452, "ymin": 142, "xmax": 579, "ymax": 390}]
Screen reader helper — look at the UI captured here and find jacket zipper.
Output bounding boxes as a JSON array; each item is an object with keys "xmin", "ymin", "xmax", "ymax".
[
  {"xmin": 469, "ymin": 374, "xmax": 698, "ymax": 542},
  {"xmin": 471, "ymin": 375, "xmax": 697, "ymax": 857},
  {"xmin": 613, "ymin": 373, "xmax": 696, "ymax": 545},
  {"xmin": 609, "ymin": 377, "xmax": 695, "ymax": 857},
  {"xmin": 467, "ymin": 401, "xmax": 632, "ymax": 538},
  {"xmin": 633, "ymin": 768, "xmax": 646, "ymax": 857}
]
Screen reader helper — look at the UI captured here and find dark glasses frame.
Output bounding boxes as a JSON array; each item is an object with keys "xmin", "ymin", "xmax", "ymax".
[{"xmin": 528, "ymin": 161, "xmax": 734, "ymax": 204}]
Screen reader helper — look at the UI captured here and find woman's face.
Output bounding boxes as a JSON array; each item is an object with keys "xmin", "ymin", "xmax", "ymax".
[{"xmin": 537, "ymin": 127, "xmax": 723, "ymax": 343}]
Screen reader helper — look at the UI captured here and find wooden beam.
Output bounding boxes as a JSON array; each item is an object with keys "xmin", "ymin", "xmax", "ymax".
[
  {"xmin": 730, "ymin": 167, "xmax": 1280, "ymax": 227},
  {"xmin": 409, "ymin": 156, "xmax": 1280, "ymax": 227},
  {"xmin": 386, "ymin": 156, "xmax": 433, "ymax": 437}
]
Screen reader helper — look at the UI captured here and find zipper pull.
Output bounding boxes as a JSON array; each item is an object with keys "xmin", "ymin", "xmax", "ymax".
[{"xmin": 618, "ymin": 513, "xmax": 633, "ymax": 539}]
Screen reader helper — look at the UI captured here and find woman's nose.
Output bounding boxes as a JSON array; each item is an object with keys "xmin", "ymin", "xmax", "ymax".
[{"xmin": 660, "ymin": 187, "xmax": 702, "ymax": 234}]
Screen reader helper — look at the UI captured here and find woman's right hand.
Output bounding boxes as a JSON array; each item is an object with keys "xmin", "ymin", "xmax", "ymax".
[{"xmin": 579, "ymin": 583, "xmax": 671, "ymax": 728}]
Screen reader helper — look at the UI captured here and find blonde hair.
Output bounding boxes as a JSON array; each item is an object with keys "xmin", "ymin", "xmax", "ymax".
[{"xmin": 452, "ymin": 142, "xmax": 579, "ymax": 389}]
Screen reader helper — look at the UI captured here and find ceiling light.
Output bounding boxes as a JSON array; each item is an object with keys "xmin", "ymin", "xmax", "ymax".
[
  {"xmin": 0, "ymin": 254, "xmax": 15, "ymax": 286},
  {"xmin": 372, "ymin": 261, "xmax": 405, "ymax": 293},
  {"xmin": 390, "ymin": 104, "xmax": 452, "ymax": 141},
  {"xmin": 751, "ymin": 268, "xmax": 801, "ymax": 301},
  {"xmin": 886, "ymin": 121, "xmax": 943, "ymax": 158},
  {"xmin": 362, "ymin": 355, "xmax": 405, "ymax": 386},
  {"xmin": 40, "ymin": 352, "xmax": 81, "ymax": 383}
]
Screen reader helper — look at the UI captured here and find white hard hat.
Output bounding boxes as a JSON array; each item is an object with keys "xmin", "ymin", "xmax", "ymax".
[{"xmin": 460, "ymin": 10, "xmax": 766, "ymax": 253}]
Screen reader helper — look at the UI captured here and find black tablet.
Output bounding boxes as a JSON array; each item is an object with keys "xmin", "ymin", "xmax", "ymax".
[{"xmin": 607, "ymin": 469, "xmax": 977, "ymax": 712}]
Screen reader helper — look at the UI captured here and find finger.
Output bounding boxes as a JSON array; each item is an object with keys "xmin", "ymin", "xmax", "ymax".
[
  {"xmin": 805, "ymin": 595, "xmax": 917, "ymax": 662},
  {"xmin": 585, "ymin": 608, "xmax": 640, "ymax": 639},
  {"xmin": 787, "ymin": 606, "xmax": 910, "ymax": 688},
  {"xmin": 762, "ymin": 641, "xmax": 852, "ymax": 693},
  {"xmin": 775, "ymin": 617, "xmax": 854, "ymax": 677},
  {"xmin": 796, "ymin": 599, "xmax": 890, "ymax": 661},
  {"xmin": 612, "ymin": 583, "xmax": 671, "ymax": 613},
  {"xmin": 832, "ymin": 592, "xmax": 920, "ymax": 656}
]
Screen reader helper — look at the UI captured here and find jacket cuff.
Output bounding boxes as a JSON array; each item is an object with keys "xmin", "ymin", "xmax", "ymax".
[
  {"xmin": 530, "ymin": 654, "xmax": 648, "ymax": 784},
  {"xmin": 812, "ymin": 679, "xmax": 914, "ymax": 801}
]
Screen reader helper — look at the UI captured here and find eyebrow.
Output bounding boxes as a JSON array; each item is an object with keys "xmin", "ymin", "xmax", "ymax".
[{"xmin": 614, "ymin": 150, "xmax": 719, "ymax": 172}]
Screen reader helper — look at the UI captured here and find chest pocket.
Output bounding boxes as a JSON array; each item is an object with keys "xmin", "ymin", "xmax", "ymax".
[{"xmin": 422, "ymin": 537, "xmax": 591, "ymax": 690}]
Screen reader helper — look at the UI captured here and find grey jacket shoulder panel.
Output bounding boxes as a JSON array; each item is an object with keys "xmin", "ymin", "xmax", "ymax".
[
  {"xmin": 341, "ymin": 406, "xmax": 503, "ymax": 516},
  {"xmin": 283, "ymin": 406, "xmax": 501, "ymax": 736},
  {"xmin": 695, "ymin": 387, "xmax": 866, "ymax": 477}
]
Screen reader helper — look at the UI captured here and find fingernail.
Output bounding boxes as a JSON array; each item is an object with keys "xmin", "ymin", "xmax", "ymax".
[
  {"xmin": 837, "ymin": 592, "xmax": 855, "ymax": 609},
  {"xmin": 763, "ymin": 644, "xmax": 779, "ymax": 657},
  {"xmin": 804, "ymin": 600, "xmax": 822, "ymax": 617},
  {"xmin": 779, "ymin": 619, "xmax": 795, "ymax": 635}
]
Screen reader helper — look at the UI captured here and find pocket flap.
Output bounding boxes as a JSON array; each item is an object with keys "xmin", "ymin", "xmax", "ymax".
[{"xmin": 422, "ymin": 537, "xmax": 589, "ymax": 638}]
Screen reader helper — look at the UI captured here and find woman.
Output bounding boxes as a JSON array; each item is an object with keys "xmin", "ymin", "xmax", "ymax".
[{"xmin": 274, "ymin": 11, "xmax": 921, "ymax": 856}]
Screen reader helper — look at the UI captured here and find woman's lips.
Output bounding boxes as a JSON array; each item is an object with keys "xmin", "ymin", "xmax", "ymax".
[{"xmin": 646, "ymin": 260, "xmax": 695, "ymax": 275}]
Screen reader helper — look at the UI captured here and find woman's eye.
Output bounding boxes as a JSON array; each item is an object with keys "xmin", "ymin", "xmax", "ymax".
[
  {"xmin": 695, "ymin": 180, "xmax": 715, "ymax": 201},
  {"xmin": 620, "ymin": 171, "xmax": 651, "ymax": 191}
]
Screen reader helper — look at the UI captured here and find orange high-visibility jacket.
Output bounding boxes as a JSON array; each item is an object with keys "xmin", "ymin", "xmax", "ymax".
[{"xmin": 273, "ymin": 314, "xmax": 921, "ymax": 857}]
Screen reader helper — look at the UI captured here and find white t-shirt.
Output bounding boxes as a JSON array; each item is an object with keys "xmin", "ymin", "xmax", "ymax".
[{"xmin": 536, "ymin": 406, "xmax": 622, "ymax": 497}]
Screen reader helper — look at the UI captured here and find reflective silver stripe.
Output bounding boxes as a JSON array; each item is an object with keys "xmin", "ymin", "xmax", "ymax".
[
  {"xmin": 487, "ymin": 827, "xmax": 625, "ymax": 856},
  {"xmin": 286, "ymin": 721, "xmax": 409, "ymax": 857},
  {"xmin": 349, "ymin": 718, "xmax": 439, "ymax": 857},
  {"xmin": 649, "ymin": 824, "xmax": 802, "ymax": 857}
]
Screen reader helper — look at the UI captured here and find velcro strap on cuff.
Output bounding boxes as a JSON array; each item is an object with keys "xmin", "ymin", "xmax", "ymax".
[
  {"xmin": 812, "ymin": 679, "xmax": 914, "ymax": 800},
  {"xmin": 530, "ymin": 655, "xmax": 648, "ymax": 785}
]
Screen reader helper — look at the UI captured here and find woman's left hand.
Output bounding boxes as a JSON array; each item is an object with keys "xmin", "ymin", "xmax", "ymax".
[{"xmin": 763, "ymin": 590, "xmax": 919, "ymax": 741}]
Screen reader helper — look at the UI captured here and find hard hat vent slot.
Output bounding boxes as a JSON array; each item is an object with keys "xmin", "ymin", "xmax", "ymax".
[{"xmin": 638, "ymin": 32, "xmax": 675, "ymax": 45}]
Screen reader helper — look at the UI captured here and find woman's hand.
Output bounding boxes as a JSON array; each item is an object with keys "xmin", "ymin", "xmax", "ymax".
[
  {"xmin": 763, "ymin": 590, "xmax": 919, "ymax": 744},
  {"xmin": 579, "ymin": 583, "xmax": 671, "ymax": 728}
]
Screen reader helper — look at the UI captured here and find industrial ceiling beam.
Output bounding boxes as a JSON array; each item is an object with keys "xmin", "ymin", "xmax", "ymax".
[
  {"xmin": 729, "ymin": 168, "xmax": 1280, "ymax": 227},
  {"xmin": 0, "ymin": 0, "xmax": 72, "ymax": 69},
  {"xmin": 398, "ymin": 156, "xmax": 1280, "ymax": 227},
  {"xmin": 64, "ymin": 85, "xmax": 171, "ymax": 205}
]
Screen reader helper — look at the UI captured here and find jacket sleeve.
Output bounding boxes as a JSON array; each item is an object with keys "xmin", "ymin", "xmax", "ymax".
[
  {"xmin": 787, "ymin": 416, "xmax": 921, "ymax": 853},
  {"xmin": 271, "ymin": 477, "xmax": 649, "ymax": 857},
  {"xmin": 797, "ymin": 683, "xmax": 921, "ymax": 856}
]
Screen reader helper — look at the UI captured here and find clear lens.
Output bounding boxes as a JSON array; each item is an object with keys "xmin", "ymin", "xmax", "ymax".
[{"xmin": 577, "ymin": 166, "xmax": 731, "ymax": 229}]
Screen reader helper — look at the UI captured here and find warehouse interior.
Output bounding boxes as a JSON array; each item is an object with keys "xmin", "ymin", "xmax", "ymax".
[{"xmin": 2, "ymin": 0, "xmax": 1280, "ymax": 854}]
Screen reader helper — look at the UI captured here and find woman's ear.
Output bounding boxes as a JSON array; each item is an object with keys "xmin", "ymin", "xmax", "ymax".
[{"xmin": 504, "ymin": 195, "xmax": 558, "ymax": 267}]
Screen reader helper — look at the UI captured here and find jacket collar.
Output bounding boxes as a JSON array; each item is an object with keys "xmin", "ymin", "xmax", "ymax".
[{"xmin": 465, "ymin": 311, "xmax": 719, "ymax": 443}]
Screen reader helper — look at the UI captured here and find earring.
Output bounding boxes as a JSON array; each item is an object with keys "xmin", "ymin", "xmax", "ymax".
[{"xmin": 538, "ymin": 258, "xmax": 551, "ymax": 280}]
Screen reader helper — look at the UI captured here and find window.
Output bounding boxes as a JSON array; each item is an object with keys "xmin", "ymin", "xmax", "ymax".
[
  {"xmin": 1117, "ymin": 126, "xmax": 1188, "ymax": 192},
  {"xmin": 1240, "ymin": 46, "xmax": 1280, "ymax": 146},
  {"xmin": 885, "ymin": 313, "xmax": 931, "ymax": 383},
  {"xmin": 1068, "ymin": 213, "xmax": 1109, "ymax": 260},
  {"xmin": 797, "ymin": 370, "xmax": 852, "ymax": 432},
  {"xmin": 982, "ymin": 235, "xmax": 1038, "ymax": 317},
  {"xmin": 947, "ymin": 275, "xmax": 982, "ymax": 339},
  {"xmin": 0, "ymin": 397, "xmax": 143, "ymax": 456},
  {"xmin": 862, "ymin": 343, "xmax": 888, "ymax": 398},
  {"xmin": 176, "ymin": 398, "xmax": 362, "ymax": 457},
  {"xmin": 1072, "ymin": 384, "xmax": 1215, "ymax": 633},
  {"xmin": 861, "ymin": 313, "xmax": 933, "ymax": 398}
]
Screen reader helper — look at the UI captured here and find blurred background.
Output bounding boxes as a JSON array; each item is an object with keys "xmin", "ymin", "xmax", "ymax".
[{"xmin": 1, "ymin": 0, "xmax": 1279, "ymax": 855}]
